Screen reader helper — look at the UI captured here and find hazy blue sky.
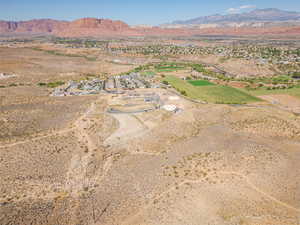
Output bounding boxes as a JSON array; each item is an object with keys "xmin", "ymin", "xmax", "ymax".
[{"xmin": 1, "ymin": 0, "xmax": 300, "ymax": 25}]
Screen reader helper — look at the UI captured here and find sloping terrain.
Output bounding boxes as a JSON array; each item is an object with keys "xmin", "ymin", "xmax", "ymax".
[{"xmin": 1, "ymin": 86, "xmax": 300, "ymax": 225}]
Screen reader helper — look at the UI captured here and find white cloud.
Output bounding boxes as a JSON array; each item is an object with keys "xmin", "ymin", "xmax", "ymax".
[
  {"xmin": 240, "ymin": 5, "xmax": 256, "ymax": 9},
  {"xmin": 227, "ymin": 8, "xmax": 240, "ymax": 14},
  {"xmin": 226, "ymin": 5, "xmax": 256, "ymax": 14}
]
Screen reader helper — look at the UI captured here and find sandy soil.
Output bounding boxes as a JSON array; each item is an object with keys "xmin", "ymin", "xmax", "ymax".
[
  {"xmin": 0, "ymin": 47, "xmax": 135, "ymax": 85},
  {"xmin": 1, "ymin": 88, "xmax": 300, "ymax": 225},
  {"xmin": 259, "ymin": 94, "xmax": 300, "ymax": 114}
]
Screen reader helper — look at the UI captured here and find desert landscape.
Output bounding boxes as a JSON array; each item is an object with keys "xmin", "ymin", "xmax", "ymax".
[{"xmin": 1, "ymin": 3, "xmax": 300, "ymax": 225}]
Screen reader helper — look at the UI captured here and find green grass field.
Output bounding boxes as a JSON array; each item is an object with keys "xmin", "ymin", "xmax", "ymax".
[
  {"xmin": 156, "ymin": 68, "xmax": 186, "ymax": 72},
  {"xmin": 244, "ymin": 87, "xmax": 300, "ymax": 98},
  {"xmin": 141, "ymin": 71, "xmax": 156, "ymax": 76},
  {"xmin": 154, "ymin": 63, "xmax": 187, "ymax": 72},
  {"xmin": 164, "ymin": 76, "xmax": 261, "ymax": 104},
  {"xmin": 156, "ymin": 69, "xmax": 178, "ymax": 72},
  {"xmin": 188, "ymin": 80, "xmax": 215, "ymax": 86}
]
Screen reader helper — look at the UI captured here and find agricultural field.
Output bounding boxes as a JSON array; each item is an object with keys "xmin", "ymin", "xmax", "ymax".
[
  {"xmin": 154, "ymin": 63, "xmax": 188, "ymax": 72},
  {"xmin": 164, "ymin": 75, "xmax": 261, "ymax": 104},
  {"xmin": 140, "ymin": 71, "xmax": 156, "ymax": 77},
  {"xmin": 188, "ymin": 79, "xmax": 215, "ymax": 86}
]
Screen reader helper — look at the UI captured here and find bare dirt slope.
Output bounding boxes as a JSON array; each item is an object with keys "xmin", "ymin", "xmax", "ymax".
[
  {"xmin": 259, "ymin": 94, "xmax": 300, "ymax": 114},
  {"xmin": 1, "ymin": 91, "xmax": 300, "ymax": 225}
]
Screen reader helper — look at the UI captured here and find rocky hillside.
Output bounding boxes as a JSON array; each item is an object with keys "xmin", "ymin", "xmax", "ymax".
[{"xmin": 0, "ymin": 19, "xmax": 68, "ymax": 33}]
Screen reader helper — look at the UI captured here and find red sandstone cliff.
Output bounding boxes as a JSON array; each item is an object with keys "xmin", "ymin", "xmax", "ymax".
[{"xmin": 55, "ymin": 18, "xmax": 140, "ymax": 37}]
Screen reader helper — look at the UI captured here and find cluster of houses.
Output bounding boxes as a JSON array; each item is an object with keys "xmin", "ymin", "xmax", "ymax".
[
  {"xmin": 110, "ymin": 44, "xmax": 300, "ymax": 73},
  {"xmin": 210, "ymin": 46, "xmax": 300, "ymax": 66},
  {"xmin": 51, "ymin": 72, "xmax": 160, "ymax": 97},
  {"xmin": 114, "ymin": 73, "xmax": 149, "ymax": 90},
  {"xmin": 50, "ymin": 72, "xmax": 183, "ymax": 115}
]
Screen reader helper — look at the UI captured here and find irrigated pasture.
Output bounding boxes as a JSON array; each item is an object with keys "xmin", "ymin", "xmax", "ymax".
[
  {"xmin": 165, "ymin": 75, "xmax": 261, "ymax": 104},
  {"xmin": 188, "ymin": 80, "xmax": 215, "ymax": 86}
]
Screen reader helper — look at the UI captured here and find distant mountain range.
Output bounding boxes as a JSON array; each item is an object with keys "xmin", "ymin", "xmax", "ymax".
[
  {"xmin": 162, "ymin": 8, "xmax": 300, "ymax": 28},
  {"xmin": 1, "ymin": 9, "xmax": 300, "ymax": 37}
]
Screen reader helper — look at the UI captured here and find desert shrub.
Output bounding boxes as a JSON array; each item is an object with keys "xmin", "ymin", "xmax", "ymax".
[
  {"xmin": 180, "ymin": 90, "xmax": 187, "ymax": 96},
  {"xmin": 46, "ymin": 81, "xmax": 65, "ymax": 88},
  {"xmin": 291, "ymin": 72, "xmax": 300, "ymax": 79},
  {"xmin": 162, "ymin": 80, "xmax": 169, "ymax": 85}
]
